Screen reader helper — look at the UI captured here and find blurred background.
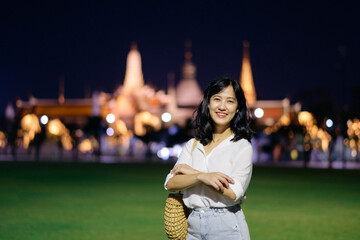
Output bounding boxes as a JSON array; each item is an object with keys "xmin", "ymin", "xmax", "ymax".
[
  {"xmin": 1, "ymin": 0, "xmax": 359, "ymax": 168},
  {"xmin": 0, "ymin": 1, "xmax": 360, "ymax": 240}
]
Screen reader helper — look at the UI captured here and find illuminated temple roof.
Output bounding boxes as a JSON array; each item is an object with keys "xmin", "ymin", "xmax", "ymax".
[
  {"xmin": 176, "ymin": 41, "xmax": 203, "ymax": 108},
  {"xmin": 240, "ymin": 41, "xmax": 256, "ymax": 105},
  {"xmin": 15, "ymin": 41, "xmax": 299, "ymax": 130}
]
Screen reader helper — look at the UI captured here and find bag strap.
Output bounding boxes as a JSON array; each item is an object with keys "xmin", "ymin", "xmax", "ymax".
[
  {"xmin": 190, "ymin": 138, "xmax": 198, "ymax": 156},
  {"xmin": 177, "ymin": 139, "xmax": 198, "ymax": 195}
]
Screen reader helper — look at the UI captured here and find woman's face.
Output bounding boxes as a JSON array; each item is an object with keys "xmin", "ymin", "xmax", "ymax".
[{"xmin": 208, "ymin": 85, "xmax": 238, "ymax": 132}]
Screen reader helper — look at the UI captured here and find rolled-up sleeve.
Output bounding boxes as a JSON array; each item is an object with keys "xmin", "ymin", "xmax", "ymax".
[
  {"xmin": 164, "ymin": 139, "xmax": 194, "ymax": 191},
  {"xmin": 228, "ymin": 144, "xmax": 253, "ymax": 202}
]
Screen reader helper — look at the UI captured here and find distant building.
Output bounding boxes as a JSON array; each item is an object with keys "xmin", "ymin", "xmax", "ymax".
[
  {"xmin": 16, "ymin": 42, "xmax": 202, "ymax": 135},
  {"xmin": 16, "ymin": 40, "xmax": 300, "ymax": 140},
  {"xmin": 239, "ymin": 41, "xmax": 300, "ymax": 128}
]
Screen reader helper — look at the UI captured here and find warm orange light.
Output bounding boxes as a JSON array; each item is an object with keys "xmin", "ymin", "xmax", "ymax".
[
  {"xmin": 20, "ymin": 114, "xmax": 41, "ymax": 148},
  {"xmin": 290, "ymin": 149, "xmax": 298, "ymax": 160},
  {"xmin": 0, "ymin": 131, "xmax": 6, "ymax": 148},
  {"xmin": 61, "ymin": 135, "xmax": 73, "ymax": 150},
  {"xmin": 298, "ymin": 111, "xmax": 314, "ymax": 126},
  {"xmin": 297, "ymin": 111, "xmax": 331, "ymax": 151},
  {"xmin": 78, "ymin": 139, "xmax": 93, "ymax": 153},
  {"xmin": 115, "ymin": 120, "xmax": 128, "ymax": 135},
  {"xmin": 350, "ymin": 139, "xmax": 356, "ymax": 148},
  {"xmin": 240, "ymin": 41, "xmax": 256, "ymax": 104},
  {"xmin": 351, "ymin": 150, "xmax": 357, "ymax": 158},
  {"xmin": 48, "ymin": 119, "xmax": 63, "ymax": 136},
  {"xmin": 134, "ymin": 111, "xmax": 161, "ymax": 136},
  {"xmin": 264, "ymin": 127, "xmax": 271, "ymax": 135},
  {"xmin": 279, "ymin": 115, "xmax": 290, "ymax": 126},
  {"xmin": 47, "ymin": 119, "xmax": 73, "ymax": 150},
  {"xmin": 345, "ymin": 119, "xmax": 360, "ymax": 158}
]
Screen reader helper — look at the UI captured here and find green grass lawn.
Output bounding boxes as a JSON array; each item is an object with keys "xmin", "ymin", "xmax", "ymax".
[{"xmin": 0, "ymin": 162, "xmax": 359, "ymax": 240}]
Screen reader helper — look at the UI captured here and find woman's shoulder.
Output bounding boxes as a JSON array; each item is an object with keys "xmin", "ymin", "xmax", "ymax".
[
  {"xmin": 231, "ymin": 138, "xmax": 252, "ymax": 149},
  {"xmin": 182, "ymin": 138, "xmax": 197, "ymax": 150},
  {"xmin": 185, "ymin": 137, "xmax": 196, "ymax": 145}
]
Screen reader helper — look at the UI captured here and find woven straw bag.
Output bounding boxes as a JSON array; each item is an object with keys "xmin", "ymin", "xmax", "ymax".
[
  {"xmin": 164, "ymin": 139, "xmax": 198, "ymax": 240},
  {"xmin": 164, "ymin": 193, "xmax": 190, "ymax": 240}
]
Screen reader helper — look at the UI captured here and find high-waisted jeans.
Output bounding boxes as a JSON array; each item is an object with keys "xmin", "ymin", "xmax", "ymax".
[{"xmin": 186, "ymin": 205, "xmax": 250, "ymax": 240}]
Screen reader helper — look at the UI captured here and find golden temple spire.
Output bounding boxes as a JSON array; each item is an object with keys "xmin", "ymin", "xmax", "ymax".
[
  {"xmin": 123, "ymin": 42, "xmax": 144, "ymax": 94},
  {"xmin": 240, "ymin": 41, "xmax": 256, "ymax": 104}
]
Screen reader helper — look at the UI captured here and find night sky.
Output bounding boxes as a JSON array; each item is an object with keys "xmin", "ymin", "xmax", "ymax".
[{"xmin": 1, "ymin": 0, "xmax": 359, "ymax": 114}]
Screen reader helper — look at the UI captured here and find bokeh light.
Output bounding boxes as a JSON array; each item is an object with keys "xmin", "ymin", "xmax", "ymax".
[
  {"xmin": 47, "ymin": 119, "xmax": 73, "ymax": 150},
  {"xmin": 326, "ymin": 119, "xmax": 333, "ymax": 128},
  {"xmin": 161, "ymin": 112, "xmax": 172, "ymax": 123},
  {"xmin": 20, "ymin": 114, "xmax": 41, "ymax": 148},
  {"xmin": 168, "ymin": 125, "xmax": 179, "ymax": 136},
  {"xmin": 106, "ymin": 127, "xmax": 114, "ymax": 136},
  {"xmin": 106, "ymin": 113, "xmax": 116, "ymax": 124},
  {"xmin": 254, "ymin": 108, "xmax": 264, "ymax": 118},
  {"xmin": 157, "ymin": 147, "xmax": 170, "ymax": 160},
  {"xmin": 40, "ymin": 115, "xmax": 48, "ymax": 125},
  {"xmin": 0, "ymin": 131, "xmax": 6, "ymax": 148},
  {"xmin": 134, "ymin": 111, "xmax": 161, "ymax": 136}
]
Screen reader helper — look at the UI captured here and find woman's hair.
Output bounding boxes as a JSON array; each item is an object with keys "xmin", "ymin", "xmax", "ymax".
[{"xmin": 194, "ymin": 77, "xmax": 253, "ymax": 145}]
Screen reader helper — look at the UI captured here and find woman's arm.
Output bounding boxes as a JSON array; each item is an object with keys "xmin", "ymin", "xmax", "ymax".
[
  {"xmin": 221, "ymin": 188, "xmax": 236, "ymax": 200},
  {"xmin": 164, "ymin": 140, "xmax": 194, "ymax": 190},
  {"xmin": 197, "ymin": 172, "xmax": 236, "ymax": 200},
  {"xmin": 166, "ymin": 174, "xmax": 201, "ymax": 191},
  {"xmin": 167, "ymin": 175, "xmax": 236, "ymax": 200},
  {"xmin": 166, "ymin": 164, "xmax": 235, "ymax": 199},
  {"xmin": 228, "ymin": 143, "xmax": 253, "ymax": 201}
]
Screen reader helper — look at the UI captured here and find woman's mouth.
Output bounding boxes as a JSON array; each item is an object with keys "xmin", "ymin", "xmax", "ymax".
[{"xmin": 216, "ymin": 112, "xmax": 227, "ymax": 118}]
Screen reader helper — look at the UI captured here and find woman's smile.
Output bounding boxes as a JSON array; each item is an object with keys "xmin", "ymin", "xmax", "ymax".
[
  {"xmin": 208, "ymin": 85, "xmax": 238, "ymax": 132},
  {"xmin": 216, "ymin": 112, "xmax": 228, "ymax": 118}
]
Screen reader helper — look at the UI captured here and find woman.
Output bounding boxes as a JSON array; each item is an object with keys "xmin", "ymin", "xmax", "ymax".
[{"xmin": 164, "ymin": 77, "xmax": 253, "ymax": 239}]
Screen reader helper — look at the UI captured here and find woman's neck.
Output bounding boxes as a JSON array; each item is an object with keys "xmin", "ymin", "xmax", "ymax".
[{"xmin": 212, "ymin": 127, "xmax": 232, "ymax": 142}]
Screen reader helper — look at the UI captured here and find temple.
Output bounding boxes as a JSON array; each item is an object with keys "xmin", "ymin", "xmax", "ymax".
[
  {"xmin": 176, "ymin": 41, "xmax": 203, "ymax": 108},
  {"xmin": 239, "ymin": 41, "xmax": 300, "ymax": 129},
  {"xmin": 16, "ymin": 42, "xmax": 203, "ymax": 142},
  {"xmin": 240, "ymin": 41, "xmax": 256, "ymax": 105},
  {"xmin": 171, "ymin": 41, "xmax": 203, "ymax": 126},
  {"xmin": 14, "ymin": 40, "xmax": 300, "ymax": 156}
]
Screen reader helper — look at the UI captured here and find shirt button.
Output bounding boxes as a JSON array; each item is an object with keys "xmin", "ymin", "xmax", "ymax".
[{"xmin": 200, "ymin": 210, "xmax": 205, "ymax": 213}]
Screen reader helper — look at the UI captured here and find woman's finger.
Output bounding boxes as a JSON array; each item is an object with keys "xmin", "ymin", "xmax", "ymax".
[
  {"xmin": 214, "ymin": 182, "xmax": 222, "ymax": 192},
  {"xmin": 217, "ymin": 181, "xmax": 224, "ymax": 192},
  {"xmin": 212, "ymin": 182, "xmax": 219, "ymax": 191},
  {"xmin": 225, "ymin": 176, "xmax": 235, "ymax": 184},
  {"xmin": 214, "ymin": 173, "xmax": 232, "ymax": 184},
  {"xmin": 172, "ymin": 165, "xmax": 184, "ymax": 173},
  {"xmin": 218, "ymin": 173, "xmax": 234, "ymax": 184},
  {"xmin": 172, "ymin": 168, "xmax": 182, "ymax": 175},
  {"xmin": 219, "ymin": 177, "xmax": 229, "ymax": 188}
]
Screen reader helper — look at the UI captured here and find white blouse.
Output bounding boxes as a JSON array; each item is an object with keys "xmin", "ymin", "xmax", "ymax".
[{"xmin": 164, "ymin": 135, "xmax": 253, "ymax": 208}]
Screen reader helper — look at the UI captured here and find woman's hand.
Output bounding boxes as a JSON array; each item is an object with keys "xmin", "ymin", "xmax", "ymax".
[
  {"xmin": 197, "ymin": 172, "xmax": 235, "ymax": 193},
  {"xmin": 171, "ymin": 164, "xmax": 200, "ymax": 175}
]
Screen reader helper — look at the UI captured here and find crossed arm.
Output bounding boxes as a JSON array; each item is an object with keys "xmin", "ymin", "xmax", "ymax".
[{"xmin": 165, "ymin": 164, "xmax": 236, "ymax": 200}]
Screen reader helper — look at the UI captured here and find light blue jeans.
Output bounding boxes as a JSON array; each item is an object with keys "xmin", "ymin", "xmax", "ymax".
[{"xmin": 186, "ymin": 205, "xmax": 250, "ymax": 240}]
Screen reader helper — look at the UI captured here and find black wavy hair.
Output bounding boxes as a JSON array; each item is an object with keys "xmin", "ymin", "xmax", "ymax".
[{"xmin": 194, "ymin": 77, "xmax": 253, "ymax": 145}]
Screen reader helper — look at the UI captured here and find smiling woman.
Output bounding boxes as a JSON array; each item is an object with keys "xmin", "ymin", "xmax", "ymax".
[
  {"xmin": 208, "ymin": 85, "xmax": 239, "ymax": 133},
  {"xmin": 164, "ymin": 77, "xmax": 253, "ymax": 239}
]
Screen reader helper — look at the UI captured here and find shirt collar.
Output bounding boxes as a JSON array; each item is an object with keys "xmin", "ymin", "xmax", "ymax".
[{"xmin": 196, "ymin": 134, "xmax": 234, "ymax": 155}]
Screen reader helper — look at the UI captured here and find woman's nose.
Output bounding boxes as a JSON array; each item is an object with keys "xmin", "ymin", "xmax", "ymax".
[{"xmin": 218, "ymin": 101, "xmax": 226, "ymax": 110}]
